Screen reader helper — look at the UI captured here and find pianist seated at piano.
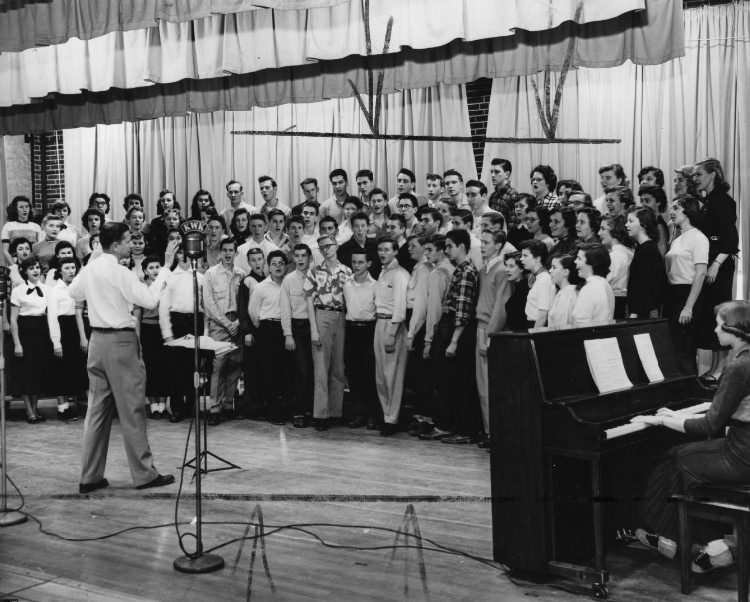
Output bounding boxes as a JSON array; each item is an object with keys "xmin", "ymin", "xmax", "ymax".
[
  {"xmin": 630, "ymin": 300, "xmax": 750, "ymax": 573},
  {"xmin": 572, "ymin": 243, "xmax": 615, "ymax": 327}
]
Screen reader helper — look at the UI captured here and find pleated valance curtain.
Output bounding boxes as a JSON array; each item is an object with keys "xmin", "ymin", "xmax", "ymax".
[
  {"xmin": 0, "ymin": 0, "xmax": 683, "ymax": 134},
  {"xmin": 62, "ymin": 83, "xmax": 475, "ymax": 223},
  {"xmin": 480, "ymin": 3, "xmax": 749, "ymax": 298},
  {"xmin": 0, "ymin": 0, "xmax": 646, "ymax": 53}
]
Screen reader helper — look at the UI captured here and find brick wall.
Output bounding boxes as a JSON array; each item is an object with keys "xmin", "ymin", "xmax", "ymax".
[
  {"xmin": 31, "ymin": 130, "xmax": 65, "ymax": 215},
  {"xmin": 465, "ymin": 78, "xmax": 492, "ymax": 178}
]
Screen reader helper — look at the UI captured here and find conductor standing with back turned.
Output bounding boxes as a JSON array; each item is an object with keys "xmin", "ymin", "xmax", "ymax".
[{"xmin": 71, "ymin": 222, "xmax": 177, "ymax": 493}]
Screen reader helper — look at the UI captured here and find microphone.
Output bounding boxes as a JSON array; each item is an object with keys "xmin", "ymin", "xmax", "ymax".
[{"xmin": 179, "ymin": 220, "xmax": 208, "ymax": 260}]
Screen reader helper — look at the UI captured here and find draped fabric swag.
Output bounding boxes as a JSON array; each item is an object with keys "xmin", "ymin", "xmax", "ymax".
[
  {"xmin": 62, "ymin": 83, "xmax": 475, "ymax": 223},
  {"xmin": 480, "ymin": 3, "xmax": 748, "ymax": 298}
]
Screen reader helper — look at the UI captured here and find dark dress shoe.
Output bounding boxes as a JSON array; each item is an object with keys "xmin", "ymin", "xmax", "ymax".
[
  {"xmin": 136, "ymin": 474, "xmax": 175, "ymax": 490},
  {"xmin": 150, "ymin": 411, "xmax": 163, "ymax": 420},
  {"xmin": 79, "ymin": 478, "xmax": 109, "ymax": 494},
  {"xmin": 314, "ymin": 418, "xmax": 329, "ymax": 431},
  {"xmin": 269, "ymin": 416, "xmax": 285, "ymax": 425},
  {"xmin": 477, "ymin": 435, "xmax": 490, "ymax": 449},
  {"xmin": 380, "ymin": 423, "xmax": 398, "ymax": 436},
  {"xmin": 366, "ymin": 418, "xmax": 379, "ymax": 431},
  {"xmin": 169, "ymin": 412, "xmax": 183, "ymax": 423},
  {"xmin": 419, "ymin": 427, "xmax": 452, "ymax": 441},
  {"xmin": 292, "ymin": 415, "xmax": 307, "ymax": 428},
  {"xmin": 442, "ymin": 434, "xmax": 477, "ymax": 445},
  {"xmin": 348, "ymin": 416, "xmax": 365, "ymax": 428},
  {"xmin": 207, "ymin": 413, "xmax": 221, "ymax": 426},
  {"xmin": 26, "ymin": 415, "xmax": 44, "ymax": 424}
]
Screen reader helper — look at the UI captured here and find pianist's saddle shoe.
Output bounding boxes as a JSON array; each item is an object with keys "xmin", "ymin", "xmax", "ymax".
[
  {"xmin": 635, "ymin": 528, "xmax": 677, "ymax": 559},
  {"xmin": 692, "ymin": 539, "xmax": 734, "ymax": 573}
]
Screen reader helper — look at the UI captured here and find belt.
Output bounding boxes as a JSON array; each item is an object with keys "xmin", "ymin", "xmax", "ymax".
[
  {"xmin": 260, "ymin": 318, "xmax": 282, "ymax": 323},
  {"xmin": 347, "ymin": 319, "xmax": 376, "ymax": 326},
  {"xmin": 92, "ymin": 327, "xmax": 135, "ymax": 333},
  {"xmin": 376, "ymin": 313, "xmax": 393, "ymax": 320},
  {"xmin": 315, "ymin": 306, "xmax": 344, "ymax": 313},
  {"xmin": 292, "ymin": 318, "xmax": 310, "ymax": 325}
]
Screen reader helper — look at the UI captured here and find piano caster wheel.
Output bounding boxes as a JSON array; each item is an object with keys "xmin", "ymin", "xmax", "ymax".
[{"xmin": 592, "ymin": 583, "xmax": 608, "ymax": 599}]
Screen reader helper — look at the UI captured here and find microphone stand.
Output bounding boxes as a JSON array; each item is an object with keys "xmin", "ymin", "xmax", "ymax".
[
  {"xmin": 0, "ymin": 266, "xmax": 27, "ymax": 527},
  {"xmin": 174, "ymin": 256, "xmax": 223, "ymax": 573}
]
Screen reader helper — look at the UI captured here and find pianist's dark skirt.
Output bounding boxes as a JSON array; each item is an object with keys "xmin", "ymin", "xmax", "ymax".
[
  {"xmin": 50, "ymin": 315, "xmax": 88, "ymax": 395},
  {"xmin": 639, "ymin": 422, "xmax": 750, "ymax": 542},
  {"xmin": 12, "ymin": 315, "xmax": 52, "ymax": 396}
]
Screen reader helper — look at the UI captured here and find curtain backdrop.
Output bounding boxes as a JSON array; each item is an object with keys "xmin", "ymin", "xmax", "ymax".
[
  {"xmin": 63, "ymin": 83, "xmax": 475, "ymax": 223},
  {"xmin": 0, "ymin": 0, "xmax": 645, "ymax": 53},
  {"xmin": 480, "ymin": 3, "xmax": 748, "ymax": 298}
]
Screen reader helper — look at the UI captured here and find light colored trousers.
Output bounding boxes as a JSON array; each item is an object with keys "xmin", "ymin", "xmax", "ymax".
[
  {"xmin": 312, "ymin": 309, "xmax": 346, "ymax": 419},
  {"xmin": 475, "ymin": 325, "xmax": 490, "ymax": 433},
  {"xmin": 80, "ymin": 330, "xmax": 159, "ymax": 487},
  {"xmin": 207, "ymin": 320, "xmax": 242, "ymax": 414},
  {"xmin": 374, "ymin": 318, "xmax": 407, "ymax": 425}
]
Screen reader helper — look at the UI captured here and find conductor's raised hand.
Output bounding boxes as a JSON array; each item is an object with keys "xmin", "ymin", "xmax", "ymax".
[{"xmin": 164, "ymin": 239, "xmax": 179, "ymax": 267}]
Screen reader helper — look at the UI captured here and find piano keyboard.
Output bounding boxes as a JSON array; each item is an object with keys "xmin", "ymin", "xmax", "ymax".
[{"xmin": 604, "ymin": 401, "xmax": 711, "ymax": 440}]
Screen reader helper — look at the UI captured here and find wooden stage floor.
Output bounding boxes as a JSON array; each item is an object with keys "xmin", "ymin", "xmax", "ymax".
[{"xmin": 0, "ymin": 399, "xmax": 739, "ymax": 601}]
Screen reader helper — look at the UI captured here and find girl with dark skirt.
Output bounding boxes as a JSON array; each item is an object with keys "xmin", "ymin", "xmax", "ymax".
[
  {"xmin": 9, "ymin": 256, "xmax": 51, "ymax": 423},
  {"xmin": 664, "ymin": 196, "xmax": 709, "ymax": 375},
  {"xmin": 625, "ymin": 207, "xmax": 667, "ymax": 319},
  {"xmin": 693, "ymin": 158, "xmax": 740, "ymax": 387},
  {"xmin": 503, "ymin": 252, "xmax": 530, "ymax": 331},
  {"xmin": 134, "ymin": 256, "xmax": 170, "ymax": 419},
  {"xmin": 631, "ymin": 301, "xmax": 750, "ymax": 573},
  {"xmin": 47, "ymin": 257, "xmax": 87, "ymax": 420}
]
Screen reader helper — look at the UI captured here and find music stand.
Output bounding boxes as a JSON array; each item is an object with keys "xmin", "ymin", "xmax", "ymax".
[{"xmin": 181, "ymin": 342, "xmax": 241, "ymax": 478}]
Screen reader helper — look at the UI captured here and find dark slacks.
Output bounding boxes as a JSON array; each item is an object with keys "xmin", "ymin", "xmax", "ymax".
[
  {"xmin": 256, "ymin": 320, "xmax": 289, "ymax": 421},
  {"xmin": 431, "ymin": 314, "xmax": 480, "ymax": 436},
  {"xmin": 404, "ymin": 308, "xmax": 432, "ymax": 418},
  {"xmin": 290, "ymin": 319, "xmax": 314, "ymax": 417},
  {"xmin": 345, "ymin": 320, "xmax": 379, "ymax": 421}
]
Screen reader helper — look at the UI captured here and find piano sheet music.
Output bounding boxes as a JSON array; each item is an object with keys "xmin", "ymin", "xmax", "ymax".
[
  {"xmin": 583, "ymin": 337, "xmax": 633, "ymax": 393},
  {"xmin": 633, "ymin": 333, "xmax": 665, "ymax": 383}
]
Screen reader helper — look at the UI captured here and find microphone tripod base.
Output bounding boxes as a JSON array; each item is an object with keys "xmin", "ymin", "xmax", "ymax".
[
  {"xmin": 0, "ymin": 510, "xmax": 27, "ymax": 527},
  {"xmin": 174, "ymin": 553, "xmax": 224, "ymax": 574}
]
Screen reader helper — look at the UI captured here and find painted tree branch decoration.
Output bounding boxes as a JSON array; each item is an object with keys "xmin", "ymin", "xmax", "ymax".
[
  {"xmin": 530, "ymin": 1, "xmax": 584, "ymax": 140},
  {"xmin": 348, "ymin": 0, "xmax": 393, "ymax": 137}
]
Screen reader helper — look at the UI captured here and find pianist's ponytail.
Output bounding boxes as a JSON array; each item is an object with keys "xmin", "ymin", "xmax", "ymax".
[{"xmin": 716, "ymin": 301, "xmax": 750, "ymax": 342}]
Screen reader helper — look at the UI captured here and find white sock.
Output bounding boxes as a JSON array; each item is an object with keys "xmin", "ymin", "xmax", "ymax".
[{"xmin": 58, "ymin": 402, "xmax": 69, "ymax": 412}]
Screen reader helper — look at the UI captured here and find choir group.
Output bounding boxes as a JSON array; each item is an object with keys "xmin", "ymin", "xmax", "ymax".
[{"xmin": 1, "ymin": 158, "xmax": 739, "ymax": 449}]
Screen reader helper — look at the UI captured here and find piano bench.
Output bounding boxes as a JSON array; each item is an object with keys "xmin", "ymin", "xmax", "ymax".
[{"xmin": 675, "ymin": 485, "xmax": 750, "ymax": 602}]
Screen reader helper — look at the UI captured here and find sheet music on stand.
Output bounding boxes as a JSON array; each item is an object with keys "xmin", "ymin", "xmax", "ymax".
[
  {"xmin": 583, "ymin": 337, "xmax": 633, "ymax": 394},
  {"xmin": 633, "ymin": 333, "xmax": 664, "ymax": 382},
  {"xmin": 165, "ymin": 335, "xmax": 236, "ymax": 357}
]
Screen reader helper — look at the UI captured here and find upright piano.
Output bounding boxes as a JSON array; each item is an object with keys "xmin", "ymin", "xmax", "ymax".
[{"xmin": 488, "ymin": 319, "xmax": 709, "ymax": 597}]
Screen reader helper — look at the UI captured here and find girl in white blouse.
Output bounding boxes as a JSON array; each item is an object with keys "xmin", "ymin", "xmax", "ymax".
[
  {"xmin": 599, "ymin": 215, "xmax": 634, "ymax": 319},
  {"xmin": 547, "ymin": 254, "xmax": 582, "ymax": 329},
  {"xmin": 9, "ymin": 257, "xmax": 51, "ymax": 423},
  {"xmin": 47, "ymin": 257, "xmax": 88, "ymax": 421},
  {"xmin": 573, "ymin": 243, "xmax": 615, "ymax": 326}
]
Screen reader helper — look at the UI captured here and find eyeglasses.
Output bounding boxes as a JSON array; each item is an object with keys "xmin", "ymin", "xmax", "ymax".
[{"xmin": 398, "ymin": 204, "xmax": 414, "ymax": 210}]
